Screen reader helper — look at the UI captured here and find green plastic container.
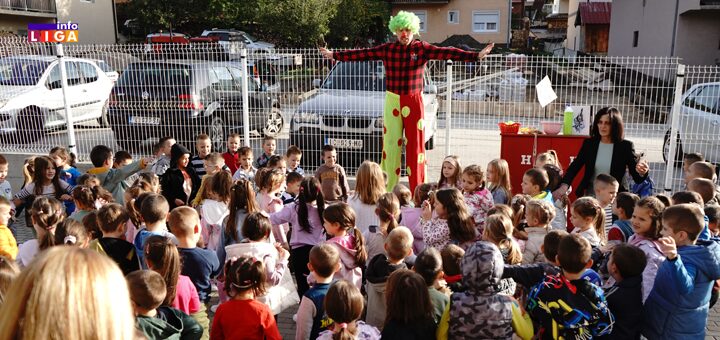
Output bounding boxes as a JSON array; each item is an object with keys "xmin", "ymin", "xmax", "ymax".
[{"xmin": 563, "ymin": 106, "xmax": 574, "ymax": 135}]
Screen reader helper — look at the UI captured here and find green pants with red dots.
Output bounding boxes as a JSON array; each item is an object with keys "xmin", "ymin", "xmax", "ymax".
[{"xmin": 382, "ymin": 91, "xmax": 426, "ymax": 194}]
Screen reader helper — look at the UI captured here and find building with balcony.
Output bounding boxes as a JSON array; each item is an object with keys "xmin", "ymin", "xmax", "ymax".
[
  {"xmin": 388, "ymin": 0, "xmax": 511, "ymax": 47},
  {"xmin": 0, "ymin": 0, "xmax": 117, "ymax": 44},
  {"xmin": 609, "ymin": 0, "xmax": 720, "ymax": 65}
]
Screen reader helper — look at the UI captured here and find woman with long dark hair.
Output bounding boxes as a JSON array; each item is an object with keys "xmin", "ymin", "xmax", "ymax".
[{"xmin": 553, "ymin": 107, "xmax": 649, "ymax": 199}]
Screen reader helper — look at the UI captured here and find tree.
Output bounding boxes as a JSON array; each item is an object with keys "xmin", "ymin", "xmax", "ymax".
[
  {"xmin": 326, "ymin": 0, "xmax": 390, "ymax": 48},
  {"xmin": 255, "ymin": 0, "xmax": 339, "ymax": 47}
]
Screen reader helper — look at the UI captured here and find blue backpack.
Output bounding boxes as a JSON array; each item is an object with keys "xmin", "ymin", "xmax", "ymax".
[{"xmin": 632, "ymin": 177, "xmax": 654, "ymax": 198}]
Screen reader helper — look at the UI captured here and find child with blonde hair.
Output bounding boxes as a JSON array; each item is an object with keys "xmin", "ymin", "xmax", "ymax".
[
  {"xmin": 348, "ymin": 161, "xmax": 386, "ymax": 234},
  {"xmin": 483, "ymin": 214, "xmax": 522, "ymax": 295},
  {"xmin": 534, "ymin": 149, "xmax": 562, "ymax": 169},
  {"xmin": 0, "ymin": 247, "xmax": 137, "ymax": 340},
  {"xmin": 570, "ymin": 197, "xmax": 606, "ymax": 247},
  {"xmin": 364, "ymin": 192, "xmax": 401, "ymax": 262},
  {"xmin": 199, "ymin": 170, "xmax": 232, "ymax": 251},
  {"xmin": 0, "ymin": 256, "xmax": 18, "ymax": 305},
  {"xmin": 487, "ymin": 158, "xmax": 512, "ymax": 205},
  {"xmin": 257, "ymin": 168, "xmax": 288, "ymax": 245},
  {"xmin": 438, "ymin": 155, "xmax": 461, "ymax": 189},
  {"xmin": 461, "ymin": 164, "xmax": 494, "ymax": 234},
  {"xmin": 0, "ymin": 197, "xmax": 17, "ymax": 260},
  {"xmin": 523, "ymin": 199, "xmax": 556, "ymax": 264}
]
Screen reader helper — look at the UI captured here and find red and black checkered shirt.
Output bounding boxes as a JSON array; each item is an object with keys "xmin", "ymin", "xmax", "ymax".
[{"xmin": 333, "ymin": 40, "xmax": 479, "ymax": 95}]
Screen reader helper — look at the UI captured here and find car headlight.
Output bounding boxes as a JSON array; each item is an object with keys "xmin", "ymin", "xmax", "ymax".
[
  {"xmin": 293, "ymin": 112, "xmax": 319, "ymax": 124},
  {"xmin": 374, "ymin": 117, "xmax": 383, "ymax": 128}
]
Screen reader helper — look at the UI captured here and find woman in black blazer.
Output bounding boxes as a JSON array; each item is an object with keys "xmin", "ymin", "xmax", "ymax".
[{"xmin": 553, "ymin": 107, "xmax": 649, "ymax": 199}]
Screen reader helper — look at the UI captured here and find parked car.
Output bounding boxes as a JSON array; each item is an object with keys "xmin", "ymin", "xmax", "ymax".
[
  {"xmin": 200, "ymin": 29, "xmax": 275, "ymax": 55},
  {"xmin": 107, "ymin": 60, "xmax": 284, "ymax": 152},
  {"xmin": 663, "ymin": 82, "xmax": 720, "ymax": 165},
  {"xmin": 290, "ymin": 61, "xmax": 438, "ymax": 174},
  {"xmin": 0, "ymin": 55, "xmax": 114, "ymax": 139},
  {"xmin": 93, "ymin": 59, "xmax": 119, "ymax": 83}
]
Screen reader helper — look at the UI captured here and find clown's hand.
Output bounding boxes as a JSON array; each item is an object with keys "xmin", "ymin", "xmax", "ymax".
[
  {"xmin": 478, "ymin": 43, "xmax": 495, "ymax": 60},
  {"xmin": 319, "ymin": 47, "xmax": 334, "ymax": 60}
]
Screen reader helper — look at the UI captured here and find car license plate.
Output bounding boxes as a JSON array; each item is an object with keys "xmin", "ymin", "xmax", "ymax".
[
  {"xmin": 326, "ymin": 137, "xmax": 363, "ymax": 150},
  {"xmin": 129, "ymin": 116, "xmax": 160, "ymax": 125}
]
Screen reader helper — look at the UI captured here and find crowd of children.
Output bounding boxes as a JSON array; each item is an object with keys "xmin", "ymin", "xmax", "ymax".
[{"xmin": 0, "ymin": 131, "xmax": 719, "ymax": 340}]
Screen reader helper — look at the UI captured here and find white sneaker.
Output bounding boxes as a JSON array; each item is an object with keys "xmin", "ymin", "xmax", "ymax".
[{"xmin": 292, "ymin": 313, "xmax": 297, "ymax": 322}]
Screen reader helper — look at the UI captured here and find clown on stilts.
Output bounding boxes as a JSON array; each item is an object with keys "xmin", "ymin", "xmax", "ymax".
[{"xmin": 320, "ymin": 11, "xmax": 494, "ymax": 194}]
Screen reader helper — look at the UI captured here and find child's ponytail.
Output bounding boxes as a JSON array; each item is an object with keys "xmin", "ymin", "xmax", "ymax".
[
  {"xmin": 323, "ymin": 280, "xmax": 364, "ymax": 340},
  {"xmin": 226, "ymin": 178, "xmax": 258, "ymax": 243},
  {"xmin": 351, "ymin": 227, "xmax": 367, "ymax": 268},
  {"xmin": 376, "ymin": 193, "xmax": 400, "ymax": 234},
  {"xmin": 484, "ymin": 214, "xmax": 523, "ymax": 264},
  {"xmin": 144, "ymin": 235, "xmax": 180, "ymax": 306},
  {"xmin": 296, "ymin": 177, "xmax": 324, "ymax": 233},
  {"xmin": 224, "ymin": 256, "xmax": 267, "ymax": 298},
  {"xmin": 594, "ymin": 203, "xmax": 606, "ymax": 244},
  {"xmin": 572, "ymin": 197, "xmax": 606, "ymax": 244},
  {"xmin": 324, "ymin": 203, "xmax": 367, "ymax": 267},
  {"xmin": 30, "ymin": 196, "xmax": 63, "ymax": 251}
]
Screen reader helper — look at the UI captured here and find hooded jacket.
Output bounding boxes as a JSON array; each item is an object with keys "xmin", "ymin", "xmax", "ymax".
[
  {"xmin": 135, "ymin": 306, "xmax": 203, "ymax": 340},
  {"xmin": 365, "ymin": 253, "xmax": 408, "ymax": 329},
  {"xmin": 324, "ymin": 235, "xmax": 363, "ymax": 288},
  {"xmin": 449, "ymin": 241, "xmax": 516, "ymax": 339},
  {"xmin": 87, "ymin": 159, "xmax": 145, "ymax": 204},
  {"xmin": 160, "ymin": 144, "xmax": 201, "ymax": 210},
  {"xmin": 224, "ymin": 240, "xmax": 297, "ymax": 315},
  {"xmin": 643, "ymin": 239, "xmax": 720, "ymax": 339}
]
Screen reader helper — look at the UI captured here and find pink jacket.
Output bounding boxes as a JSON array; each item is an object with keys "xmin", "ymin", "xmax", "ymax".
[
  {"xmin": 628, "ymin": 234, "xmax": 666, "ymax": 302},
  {"xmin": 257, "ymin": 192, "xmax": 287, "ymax": 244},
  {"xmin": 325, "ymin": 235, "xmax": 363, "ymax": 289},
  {"xmin": 401, "ymin": 206, "xmax": 425, "ymax": 254}
]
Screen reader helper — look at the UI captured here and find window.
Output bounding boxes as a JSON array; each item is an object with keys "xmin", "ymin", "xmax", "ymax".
[
  {"xmin": 409, "ymin": 11, "xmax": 427, "ymax": 32},
  {"xmin": 690, "ymin": 85, "xmax": 720, "ymax": 114},
  {"xmin": 472, "ymin": 11, "xmax": 499, "ymax": 33},
  {"xmin": 633, "ymin": 31, "xmax": 639, "ymax": 47},
  {"xmin": 77, "ymin": 62, "xmax": 98, "ymax": 83},
  {"xmin": 448, "ymin": 10, "xmax": 459, "ymax": 24},
  {"xmin": 211, "ymin": 66, "xmax": 236, "ymax": 91}
]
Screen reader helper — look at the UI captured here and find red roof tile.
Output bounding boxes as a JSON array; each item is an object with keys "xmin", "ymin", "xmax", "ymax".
[{"xmin": 578, "ymin": 2, "xmax": 611, "ymax": 25}]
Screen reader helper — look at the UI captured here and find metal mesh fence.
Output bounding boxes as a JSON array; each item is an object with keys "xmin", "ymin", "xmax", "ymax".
[{"xmin": 0, "ymin": 38, "xmax": 717, "ymax": 190}]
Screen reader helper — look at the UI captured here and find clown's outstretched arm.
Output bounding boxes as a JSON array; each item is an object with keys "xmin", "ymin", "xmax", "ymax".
[
  {"xmin": 423, "ymin": 42, "xmax": 495, "ymax": 62},
  {"xmin": 319, "ymin": 44, "xmax": 387, "ymax": 62}
]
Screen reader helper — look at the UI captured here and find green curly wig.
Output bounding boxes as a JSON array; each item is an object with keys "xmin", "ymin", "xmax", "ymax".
[{"xmin": 388, "ymin": 11, "xmax": 421, "ymax": 34}]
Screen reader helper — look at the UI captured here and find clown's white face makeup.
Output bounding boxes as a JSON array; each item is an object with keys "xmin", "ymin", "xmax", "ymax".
[{"xmin": 395, "ymin": 29, "xmax": 414, "ymax": 46}]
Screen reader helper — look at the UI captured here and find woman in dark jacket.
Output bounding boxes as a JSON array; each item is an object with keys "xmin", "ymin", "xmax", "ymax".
[
  {"xmin": 553, "ymin": 107, "xmax": 649, "ymax": 198},
  {"xmin": 160, "ymin": 143, "xmax": 201, "ymax": 210}
]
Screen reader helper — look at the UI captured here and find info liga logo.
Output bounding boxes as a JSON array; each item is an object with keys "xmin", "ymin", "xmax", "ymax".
[{"xmin": 27, "ymin": 22, "xmax": 79, "ymax": 43}]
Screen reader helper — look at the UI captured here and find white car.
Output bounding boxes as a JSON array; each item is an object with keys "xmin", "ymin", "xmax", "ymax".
[
  {"xmin": 200, "ymin": 29, "xmax": 275, "ymax": 55},
  {"xmin": 93, "ymin": 59, "xmax": 119, "ymax": 83},
  {"xmin": 0, "ymin": 55, "xmax": 113, "ymax": 139},
  {"xmin": 663, "ymin": 82, "xmax": 720, "ymax": 164}
]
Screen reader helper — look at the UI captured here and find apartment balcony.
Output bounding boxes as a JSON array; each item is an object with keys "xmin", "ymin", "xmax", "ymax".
[
  {"xmin": 388, "ymin": 0, "xmax": 450, "ymax": 4},
  {"xmin": 0, "ymin": 0, "xmax": 57, "ymax": 17}
]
